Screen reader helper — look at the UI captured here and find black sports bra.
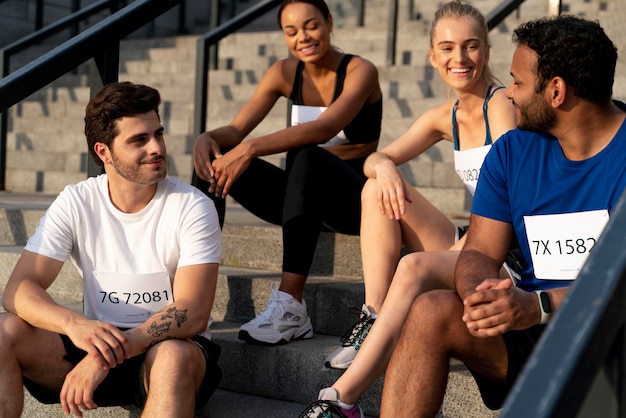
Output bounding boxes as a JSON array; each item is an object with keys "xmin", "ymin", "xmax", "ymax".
[{"xmin": 289, "ymin": 54, "xmax": 382, "ymax": 145}]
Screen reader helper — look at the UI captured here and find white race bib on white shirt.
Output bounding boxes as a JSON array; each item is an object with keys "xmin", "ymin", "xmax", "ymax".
[
  {"xmin": 524, "ymin": 210, "xmax": 609, "ymax": 280},
  {"xmin": 454, "ymin": 145, "xmax": 491, "ymax": 196},
  {"xmin": 93, "ymin": 271, "xmax": 173, "ymax": 326},
  {"xmin": 291, "ymin": 104, "xmax": 348, "ymax": 147}
]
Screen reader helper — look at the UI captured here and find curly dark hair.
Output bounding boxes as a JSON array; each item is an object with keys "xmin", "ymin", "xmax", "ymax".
[
  {"xmin": 513, "ymin": 15, "xmax": 618, "ymax": 102},
  {"xmin": 84, "ymin": 82, "xmax": 161, "ymax": 167}
]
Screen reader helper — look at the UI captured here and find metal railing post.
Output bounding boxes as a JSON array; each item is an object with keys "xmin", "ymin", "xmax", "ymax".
[
  {"xmin": 35, "ymin": 0, "xmax": 44, "ymax": 31},
  {"xmin": 87, "ymin": 42, "xmax": 120, "ymax": 177},
  {"xmin": 209, "ymin": 0, "xmax": 220, "ymax": 70},
  {"xmin": 386, "ymin": 0, "xmax": 398, "ymax": 66},
  {"xmin": 356, "ymin": 0, "xmax": 365, "ymax": 27}
]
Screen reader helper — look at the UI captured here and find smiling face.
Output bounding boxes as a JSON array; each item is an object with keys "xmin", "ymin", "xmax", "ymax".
[
  {"xmin": 280, "ymin": 2, "xmax": 333, "ymax": 63},
  {"xmin": 506, "ymin": 45, "xmax": 557, "ymax": 132},
  {"xmin": 98, "ymin": 110, "xmax": 167, "ymax": 186},
  {"xmin": 429, "ymin": 16, "xmax": 490, "ymax": 92}
]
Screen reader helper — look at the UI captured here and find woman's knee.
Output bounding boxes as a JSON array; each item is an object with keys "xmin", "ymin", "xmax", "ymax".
[
  {"xmin": 395, "ymin": 252, "xmax": 457, "ymax": 291},
  {"xmin": 361, "ymin": 178, "xmax": 378, "ymax": 206}
]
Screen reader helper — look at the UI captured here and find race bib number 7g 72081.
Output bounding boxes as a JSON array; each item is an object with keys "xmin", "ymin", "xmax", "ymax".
[
  {"xmin": 523, "ymin": 210, "xmax": 609, "ymax": 280},
  {"xmin": 93, "ymin": 271, "xmax": 173, "ymax": 325}
]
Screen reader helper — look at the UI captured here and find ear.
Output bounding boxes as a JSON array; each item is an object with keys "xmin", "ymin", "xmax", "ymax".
[
  {"xmin": 94, "ymin": 142, "xmax": 111, "ymax": 165},
  {"xmin": 327, "ymin": 13, "xmax": 333, "ymax": 33},
  {"xmin": 547, "ymin": 76, "xmax": 567, "ymax": 108},
  {"xmin": 428, "ymin": 48, "xmax": 437, "ymax": 68}
]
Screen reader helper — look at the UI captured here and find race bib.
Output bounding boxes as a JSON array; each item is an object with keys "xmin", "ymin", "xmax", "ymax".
[
  {"xmin": 454, "ymin": 145, "xmax": 491, "ymax": 195},
  {"xmin": 93, "ymin": 271, "xmax": 173, "ymax": 325},
  {"xmin": 291, "ymin": 104, "xmax": 348, "ymax": 147},
  {"xmin": 524, "ymin": 210, "xmax": 609, "ymax": 280}
]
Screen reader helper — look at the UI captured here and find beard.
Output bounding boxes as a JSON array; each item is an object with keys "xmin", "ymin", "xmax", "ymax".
[
  {"xmin": 516, "ymin": 92, "xmax": 557, "ymax": 132},
  {"xmin": 110, "ymin": 152, "xmax": 167, "ymax": 185}
]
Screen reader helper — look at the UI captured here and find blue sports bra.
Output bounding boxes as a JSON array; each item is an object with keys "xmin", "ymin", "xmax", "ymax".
[{"xmin": 452, "ymin": 85, "xmax": 504, "ymax": 150}]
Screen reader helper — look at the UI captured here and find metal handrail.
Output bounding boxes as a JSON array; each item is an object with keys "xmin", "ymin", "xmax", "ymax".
[
  {"xmin": 0, "ymin": 0, "xmax": 183, "ymax": 187},
  {"xmin": 0, "ymin": 0, "xmax": 122, "ymax": 68},
  {"xmin": 0, "ymin": 0, "xmax": 183, "ymax": 112},
  {"xmin": 193, "ymin": 0, "xmax": 282, "ymax": 137}
]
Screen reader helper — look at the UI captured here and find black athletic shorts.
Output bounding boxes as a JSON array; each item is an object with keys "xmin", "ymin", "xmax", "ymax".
[
  {"xmin": 24, "ymin": 333, "xmax": 222, "ymax": 410},
  {"xmin": 466, "ymin": 324, "xmax": 546, "ymax": 410}
]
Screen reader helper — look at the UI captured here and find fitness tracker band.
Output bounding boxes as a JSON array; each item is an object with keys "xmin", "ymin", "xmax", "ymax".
[{"xmin": 534, "ymin": 290, "xmax": 552, "ymax": 325}]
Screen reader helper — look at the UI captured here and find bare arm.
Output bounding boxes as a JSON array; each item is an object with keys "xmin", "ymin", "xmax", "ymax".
[
  {"xmin": 361, "ymin": 102, "xmax": 451, "ymax": 219},
  {"xmin": 193, "ymin": 61, "xmax": 287, "ymax": 181},
  {"xmin": 3, "ymin": 251, "xmax": 130, "ymax": 368},
  {"xmin": 457, "ymin": 215, "xmax": 570, "ymax": 337},
  {"xmin": 123, "ymin": 262, "xmax": 219, "ymax": 357},
  {"xmin": 487, "ymin": 88, "xmax": 518, "ymax": 142},
  {"xmin": 455, "ymin": 214, "xmax": 512, "ymax": 300},
  {"xmin": 210, "ymin": 56, "xmax": 382, "ymax": 197},
  {"xmin": 244, "ymin": 56, "xmax": 382, "ymax": 156}
]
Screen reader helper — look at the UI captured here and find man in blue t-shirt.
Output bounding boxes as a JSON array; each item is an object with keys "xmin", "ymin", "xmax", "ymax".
[{"xmin": 381, "ymin": 15, "xmax": 626, "ymax": 416}]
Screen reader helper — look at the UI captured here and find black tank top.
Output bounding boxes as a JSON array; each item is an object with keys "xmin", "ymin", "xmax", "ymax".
[{"xmin": 289, "ymin": 54, "xmax": 382, "ymax": 145}]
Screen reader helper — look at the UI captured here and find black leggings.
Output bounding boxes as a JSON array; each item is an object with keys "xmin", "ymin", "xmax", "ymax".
[{"xmin": 192, "ymin": 146, "xmax": 367, "ymax": 276}]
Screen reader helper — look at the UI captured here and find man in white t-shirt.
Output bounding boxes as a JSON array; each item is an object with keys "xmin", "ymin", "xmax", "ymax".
[{"xmin": 0, "ymin": 82, "xmax": 222, "ymax": 417}]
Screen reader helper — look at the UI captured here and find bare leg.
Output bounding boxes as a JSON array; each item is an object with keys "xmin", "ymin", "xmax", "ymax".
[
  {"xmin": 0, "ymin": 313, "xmax": 71, "ymax": 418},
  {"xmin": 141, "ymin": 339, "xmax": 206, "ymax": 418},
  {"xmin": 279, "ymin": 272, "xmax": 307, "ymax": 303},
  {"xmin": 333, "ymin": 251, "xmax": 459, "ymax": 404},
  {"xmin": 380, "ymin": 290, "xmax": 508, "ymax": 417},
  {"xmin": 360, "ymin": 179, "xmax": 457, "ymax": 312}
]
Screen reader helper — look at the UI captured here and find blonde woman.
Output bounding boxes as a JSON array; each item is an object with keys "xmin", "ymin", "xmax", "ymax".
[{"xmin": 301, "ymin": 2, "xmax": 517, "ymax": 416}]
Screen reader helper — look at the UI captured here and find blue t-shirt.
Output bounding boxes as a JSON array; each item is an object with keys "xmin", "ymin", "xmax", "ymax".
[{"xmin": 472, "ymin": 113, "xmax": 626, "ymax": 291}]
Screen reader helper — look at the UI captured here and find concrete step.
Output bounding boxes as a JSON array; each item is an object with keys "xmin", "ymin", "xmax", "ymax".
[{"xmin": 23, "ymin": 387, "xmax": 310, "ymax": 418}]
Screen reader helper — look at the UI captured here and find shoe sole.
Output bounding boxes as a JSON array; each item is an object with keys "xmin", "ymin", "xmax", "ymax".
[
  {"xmin": 324, "ymin": 360, "xmax": 350, "ymax": 370},
  {"xmin": 238, "ymin": 327, "xmax": 314, "ymax": 346}
]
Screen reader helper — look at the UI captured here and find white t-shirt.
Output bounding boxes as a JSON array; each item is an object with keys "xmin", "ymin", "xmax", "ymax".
[{"xmin": 25, "ymin": 175, "xmax": 221, "ymax": 337}]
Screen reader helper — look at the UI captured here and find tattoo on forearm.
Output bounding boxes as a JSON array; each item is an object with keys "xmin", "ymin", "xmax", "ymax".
[
  {"xmin": 147, "ymin": 320, "xmax": 172, "ymax": 337},
  {"xmin": 160, "ymin": 306, "xmax": 188, "ymax": 327},
  {"xmin": 141, "ymin": 306, "xmax": 190, "ymax": 353}
]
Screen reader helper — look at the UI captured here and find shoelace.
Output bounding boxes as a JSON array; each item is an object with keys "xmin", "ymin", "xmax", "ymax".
[
  {"xmin": 299, "ymin": 399, "xmax": 344, "ymax": 418},
  {"xmin": 340, "ymin": 308, "xmax": 374, "ymax": 348},
  {"xmin": 257, "ymin": 289, "xmax": 279, "ymax": 320}
]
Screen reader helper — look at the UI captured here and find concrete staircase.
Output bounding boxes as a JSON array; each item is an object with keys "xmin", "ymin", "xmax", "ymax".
[{"xmin": 2, "ymin": 0, "xmax": 626, "ymax": 416}]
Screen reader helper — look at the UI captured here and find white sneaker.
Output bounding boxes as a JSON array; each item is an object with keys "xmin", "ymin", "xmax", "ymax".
[
  {"xmin": 325, "ymin": 304, "xmax": 375, "ymax": 369},
  {"xmin": 238, "ymin": 282, "xmax": 314, "ymax": 345}
]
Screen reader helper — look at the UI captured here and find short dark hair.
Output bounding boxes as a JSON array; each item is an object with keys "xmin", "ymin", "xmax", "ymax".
[
  {"xmin": 513, "ymin": 15, "xmax": 618, "ymax": 102},
  {"xmin": 84, "ymin": 82, "xmax": 161, "ymax": 167},
  {"xmin": 278, "ymin": 0, "xmax": 331, "ymax": 28}
]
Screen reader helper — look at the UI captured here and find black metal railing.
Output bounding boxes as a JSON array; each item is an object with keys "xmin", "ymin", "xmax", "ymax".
[
  {"xmin": 0, "ymin": 0, "xmax": 183, "ymax": 185},
  {"xmin": 192, "ymin": 0, "xmax": 282, "ymax": 136}
]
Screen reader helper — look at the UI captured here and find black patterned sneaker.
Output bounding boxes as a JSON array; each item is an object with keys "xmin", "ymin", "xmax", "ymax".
[{"xmin": 324, "ymin": 304, "xmax": 375, "ymax": 369}]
